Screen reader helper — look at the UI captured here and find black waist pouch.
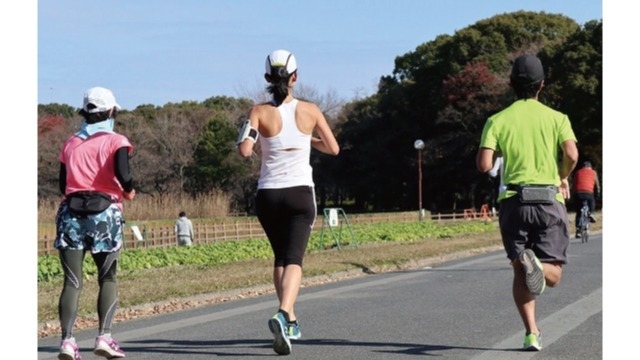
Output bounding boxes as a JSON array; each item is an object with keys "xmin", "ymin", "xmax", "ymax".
[
  {"xmin": 512, "ymin": 185, "xmax": 557, "ymax": 204},
  {"xmin": 67, "ymin": 191, "xmax": 114, "ymax": 215}
]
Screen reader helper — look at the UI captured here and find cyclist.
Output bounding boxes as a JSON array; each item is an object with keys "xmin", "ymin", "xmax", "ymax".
[{"xmin": 572, "ymin": 161, "xmax": 600, "ymax": 238}]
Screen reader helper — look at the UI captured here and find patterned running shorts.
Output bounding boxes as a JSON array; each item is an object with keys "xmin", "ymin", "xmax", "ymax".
[{"xmin": 54, "ymin": 201, "xmax": 125, "ymax": 253}]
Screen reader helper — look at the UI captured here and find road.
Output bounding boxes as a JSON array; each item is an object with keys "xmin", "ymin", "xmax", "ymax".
[{"xmin": 38, "ymin": 234, "xmax": 603, "ymax": 359}]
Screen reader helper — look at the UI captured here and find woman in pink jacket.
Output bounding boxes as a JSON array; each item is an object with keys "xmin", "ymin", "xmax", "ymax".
[{"xmin": 55, "ymin": 87, "xmax": 135, "ymax": 360}]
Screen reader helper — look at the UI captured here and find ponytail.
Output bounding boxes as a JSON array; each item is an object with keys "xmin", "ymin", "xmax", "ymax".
[{"xmin": 265, "ymin": 72, "xmax": 294, "ymax": 106}]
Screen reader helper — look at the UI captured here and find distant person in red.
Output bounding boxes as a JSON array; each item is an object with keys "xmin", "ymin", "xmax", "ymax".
[{"xmin": 572, "ymin": 161, "xmax": 600, "ymax": 237}]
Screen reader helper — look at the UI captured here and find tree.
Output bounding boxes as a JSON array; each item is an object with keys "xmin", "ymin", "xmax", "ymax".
[
  {"xmin": 37, "ymin": 114, "xmax": 77, "ymax": 198},
  {"xmin": 432, "ymin": 61, "xmax": 509, "ymax": 210},
  {"xmin": 334, "ymin": 11, "xmax": 586, "ymax": 212},
  {"xmin": 331, "ymin": 95, "xmax": 415, "ymax": 211},
  {"xmin": 38, "ymin": 103, "xmax": 77, "ymax": 118},
  {"xmin": 187, "ymin": 115, "xmax": 243, "ymax": 195},
  {"xmin": 548, "ymin": 20, "xmax": 602, "ymax": 168},
  {"xmin": 117, "ymin": 105, "xmax": 206, "ymax": 197},
  {"xmin": 38, "ymin": 104, "xmax": 79, "ymax": 198}
]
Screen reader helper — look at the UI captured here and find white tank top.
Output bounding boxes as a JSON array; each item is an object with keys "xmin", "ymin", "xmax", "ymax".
[{"xmin": 257, "ymin": 99, "xmax": 314, "ymax": 189}]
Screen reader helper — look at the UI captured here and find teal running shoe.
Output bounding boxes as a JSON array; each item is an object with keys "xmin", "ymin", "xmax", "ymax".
[
  {"xmin": 287, "ymin": 320, "xmax": 301, "ymax": 340},
  {"xmin": 268, "ymin": 311, "xmax": 291, "ymax": 355}
]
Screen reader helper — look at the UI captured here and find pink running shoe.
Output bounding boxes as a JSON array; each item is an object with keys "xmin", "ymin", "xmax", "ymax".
[
  {"xmin": 58, "ymin": 338, "xmax": 82, "ymax": 360},
  {"xmin": 93, "ymin": 335, "xmax": 125, "ymax": 358}
]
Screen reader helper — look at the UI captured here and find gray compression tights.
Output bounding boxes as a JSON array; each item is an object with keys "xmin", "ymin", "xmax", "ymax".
[{"xmin": 58, "ymin": 250, "xmax": 120, "ymax": 339}]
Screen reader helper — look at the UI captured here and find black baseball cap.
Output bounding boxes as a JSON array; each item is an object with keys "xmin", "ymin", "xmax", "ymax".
[{"xmin": 510, "ymin": 54, "xmax": 544, "ymax": 85}]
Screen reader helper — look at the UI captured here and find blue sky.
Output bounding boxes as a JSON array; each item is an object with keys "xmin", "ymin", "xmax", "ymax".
[{"xmin": 37, "ymin": 0, "xmax": 603, "ymax": 110}]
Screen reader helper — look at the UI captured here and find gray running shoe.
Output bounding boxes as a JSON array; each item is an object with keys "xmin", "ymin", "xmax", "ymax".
[{"xmin": 519, "ymin": 249, "xmax": 546, "ymax": 295}]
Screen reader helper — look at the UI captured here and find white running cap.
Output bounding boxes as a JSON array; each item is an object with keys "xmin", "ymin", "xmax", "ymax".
[
  {"xmin": 265, "ymin": 49, "xmax": 297, "ymax": 78},
  {"xmin": 83, "ymin": 86, "xmax": 121, "ymax": 113}
]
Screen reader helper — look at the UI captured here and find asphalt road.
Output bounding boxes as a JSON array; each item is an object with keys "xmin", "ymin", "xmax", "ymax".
[{"xmin": 38, "ymin": 234, "xmax": 603, "ymax": 359}]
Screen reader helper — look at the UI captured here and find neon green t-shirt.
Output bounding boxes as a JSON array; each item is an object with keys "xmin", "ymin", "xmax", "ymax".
[{"xmin": 479, "ymin": 99, "xmax": 577, "ymax": 203}]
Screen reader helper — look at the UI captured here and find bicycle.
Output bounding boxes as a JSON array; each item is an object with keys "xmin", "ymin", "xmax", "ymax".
[{"xmin": 577, "ymin": 200, "xmax": 590, "ymax": 243}]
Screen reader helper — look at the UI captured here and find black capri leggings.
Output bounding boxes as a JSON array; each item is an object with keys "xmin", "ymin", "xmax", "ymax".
[{"xmin": 256, "ymin": 186, "xmax": 317, "ymax": 267}]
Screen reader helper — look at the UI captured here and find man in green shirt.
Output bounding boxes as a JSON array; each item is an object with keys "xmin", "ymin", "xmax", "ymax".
[{"xmin": 476, "ymin": 54, "xmax": 579, "ymax": 351}]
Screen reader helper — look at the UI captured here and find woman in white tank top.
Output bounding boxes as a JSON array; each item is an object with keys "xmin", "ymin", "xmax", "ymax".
[{"xmin": 237, "ymin": 49, "xmax": 339, "ymax": 355}]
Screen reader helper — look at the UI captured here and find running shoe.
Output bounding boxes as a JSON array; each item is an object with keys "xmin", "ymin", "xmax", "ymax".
[
  {"xmin": 287, "ymin": 320, "xmax": 301, "ymax": 340},
  {"xmin": 519, "ymin": 249, "xmax": 546, "ymax": 295},
  {"xmin": 93, "ymin": 334, "xmax": 125, "ymax": 358},
  {"xmin": 523, "ymin": 331, "xmax": 542, "ymax": 351},
  {"xmin": 576, "ymin": 231, "xmax": 581, "ymax": 238},
  {"xmin": 268, "ymin": 311, "xmax": 292, "ymax": 355},
  {"xmin": 58, "ymin": 338, "xmax": 82, "ymax": 360}
]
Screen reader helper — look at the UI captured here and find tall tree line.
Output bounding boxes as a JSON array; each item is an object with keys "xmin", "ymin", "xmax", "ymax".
[{"xmin": 38, "ymin": 11, "xmax": 602, "ymax": 215}]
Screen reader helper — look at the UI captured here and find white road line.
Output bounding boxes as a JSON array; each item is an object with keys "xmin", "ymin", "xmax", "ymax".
[{"xmin": 469, "ymin": 288, "xmax": 602, "ymax": 360}]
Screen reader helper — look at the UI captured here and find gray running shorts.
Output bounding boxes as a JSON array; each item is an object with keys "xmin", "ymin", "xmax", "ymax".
[{"xmin": 498, "ymin": 196, "xmax": 570, "ymax": 264}]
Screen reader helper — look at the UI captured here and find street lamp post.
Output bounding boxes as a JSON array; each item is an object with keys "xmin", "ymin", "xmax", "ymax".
[{"xmin": 414, "ymin": 139, "xmax": 425, "ymax": 221}]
